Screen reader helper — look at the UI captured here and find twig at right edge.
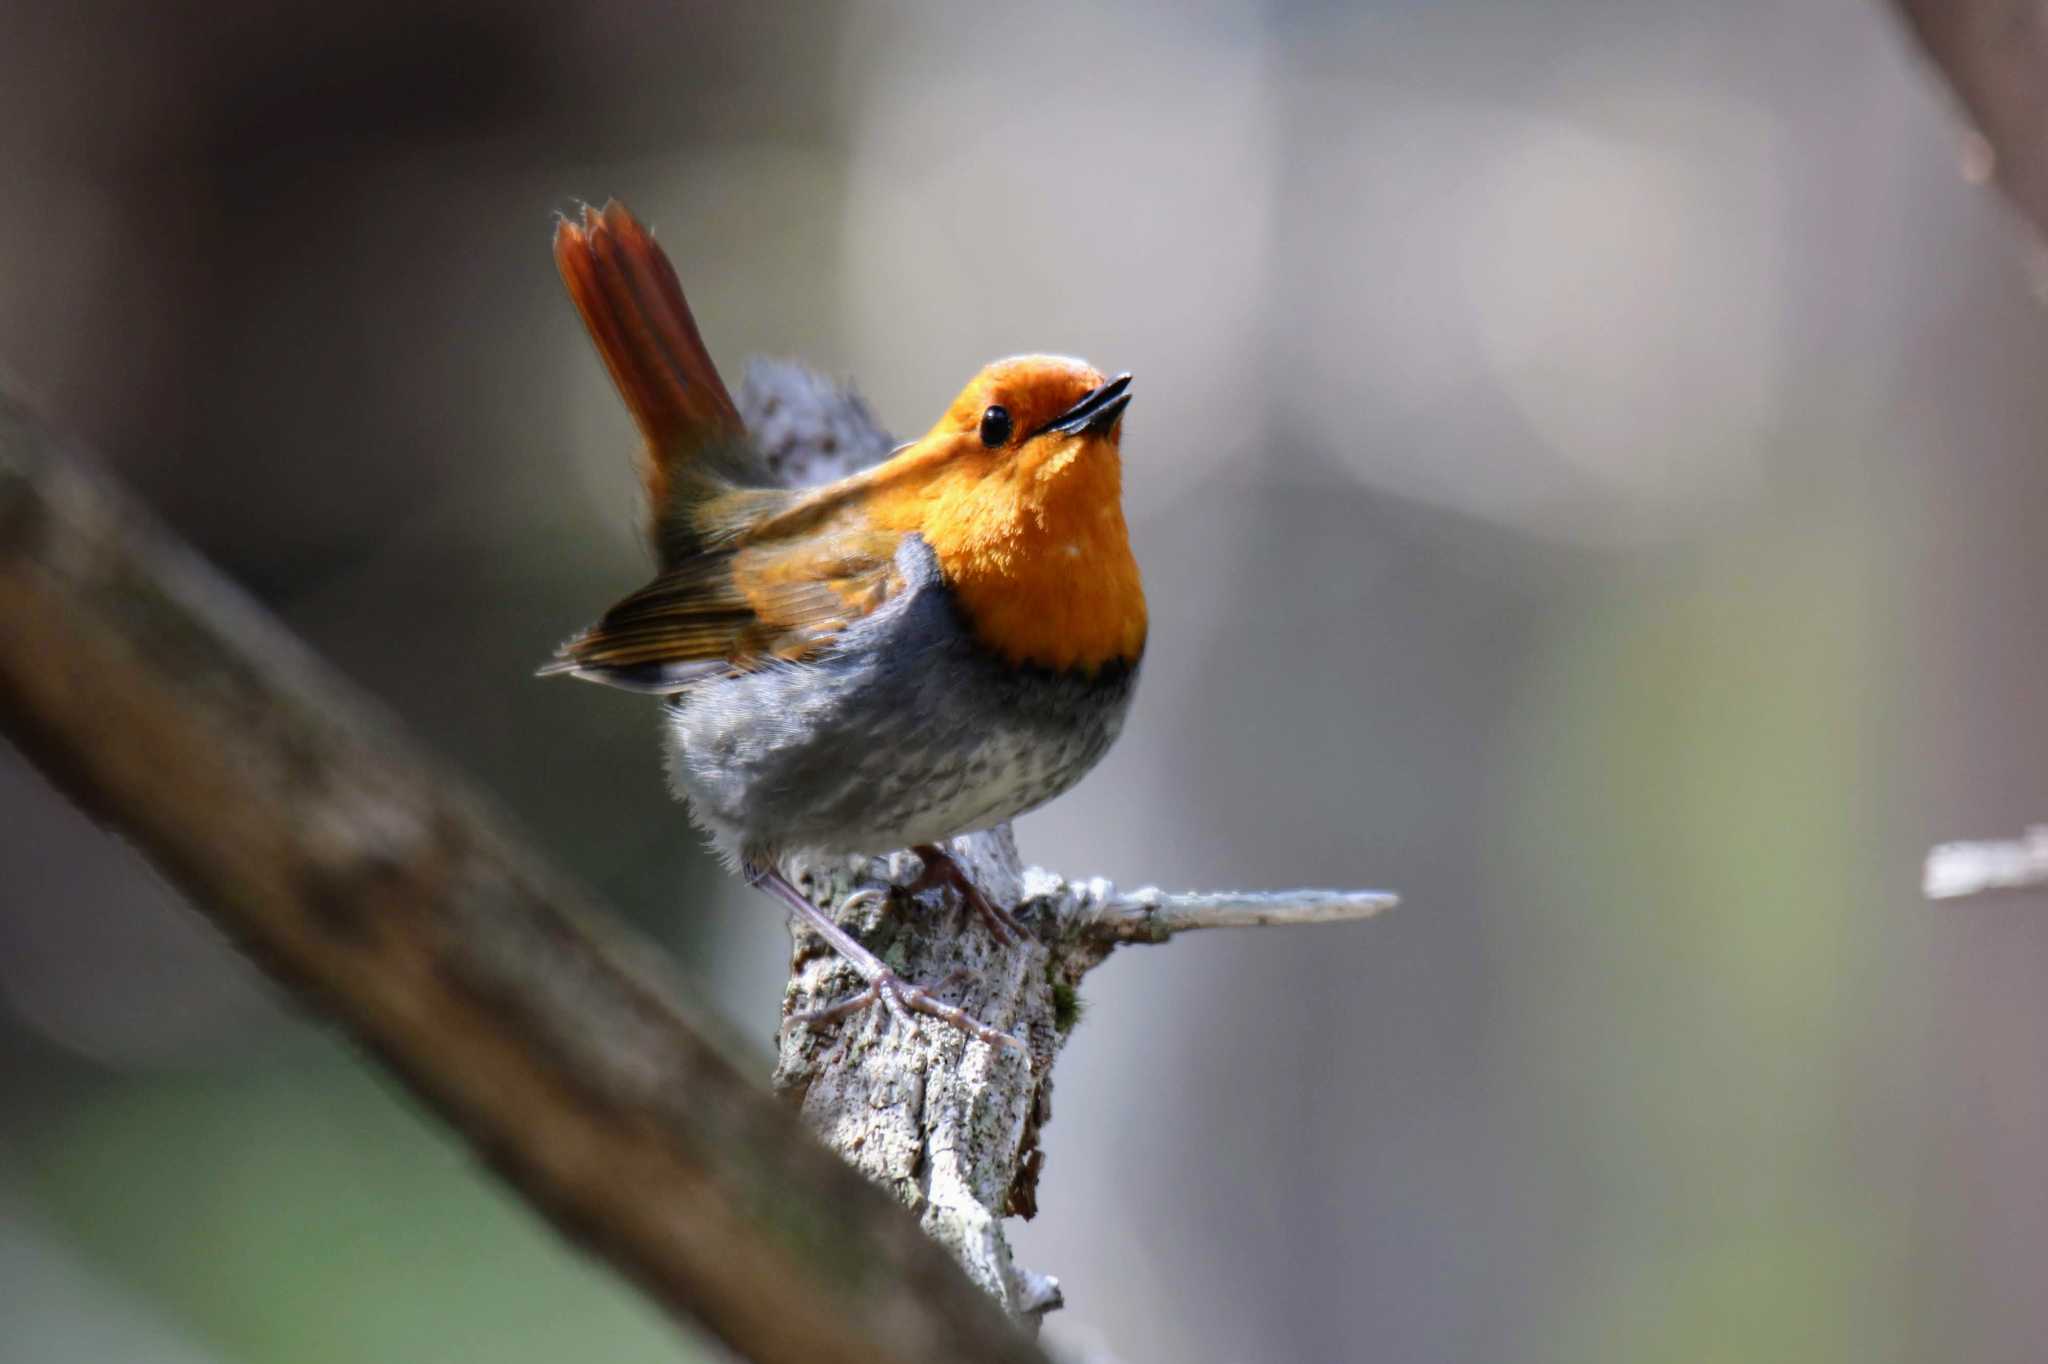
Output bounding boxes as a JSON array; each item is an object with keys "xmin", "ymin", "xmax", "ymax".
[{"xmin": 1925, "ymin": 825, "xmax": 2048, "ymax": 901}]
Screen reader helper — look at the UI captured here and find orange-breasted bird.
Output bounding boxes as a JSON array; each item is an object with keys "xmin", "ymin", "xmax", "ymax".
[{"xmin": 544, "ymin": 201, "xmax": 1144, "ymax": 1050}]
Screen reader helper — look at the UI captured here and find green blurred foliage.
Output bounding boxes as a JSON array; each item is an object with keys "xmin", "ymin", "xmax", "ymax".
[
  {"xmin": 1502, "ymin": 508, "xmax": 1921, "ymax": 1363},
  {"xmin": 12, "ymin": 1047, "xmax": 707, "ymax": 1364}
]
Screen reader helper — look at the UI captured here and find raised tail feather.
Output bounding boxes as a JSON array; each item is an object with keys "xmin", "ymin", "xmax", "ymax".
[
  {"xmin": 547, "ymin": 199, "xmax": 843, "ymax": 692},
  {"xmin": 553, "ymin": 200, "xmax": 745, "ymax": 555}
]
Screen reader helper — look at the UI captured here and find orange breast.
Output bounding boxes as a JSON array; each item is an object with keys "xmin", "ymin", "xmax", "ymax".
[{"xmin": 868, "ymin": 440, "xmax": 1146, "ymax": 673}]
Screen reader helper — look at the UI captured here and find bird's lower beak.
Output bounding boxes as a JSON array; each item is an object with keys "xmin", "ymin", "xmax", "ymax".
[{"xmin": 1041, "ymin": 373, "xmax": 1133, "ymax": 437}]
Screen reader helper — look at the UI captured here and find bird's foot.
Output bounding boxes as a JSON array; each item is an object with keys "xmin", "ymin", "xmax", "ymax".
[
  {"xmin": 790, "ymin": 966, "xmax": 1027, "ymax": 1058},
  {"xmin": 911, "ymin": 843, "xmax": 1029, "ymax": 945},
  {"xmin": 747, "ymin": 862, "xmax": 1028, "ymax": 1060}
]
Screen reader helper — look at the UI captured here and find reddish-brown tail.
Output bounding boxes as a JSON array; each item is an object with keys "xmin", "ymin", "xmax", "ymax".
[{"xmin": 553, "ymin": 200, "xmax": 743, "ymax": 542}]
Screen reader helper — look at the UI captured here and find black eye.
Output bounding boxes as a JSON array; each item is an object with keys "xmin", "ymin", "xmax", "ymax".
[{"xmin": 979, "ymin": 405, "xmax": 1013, "ymax": 449}]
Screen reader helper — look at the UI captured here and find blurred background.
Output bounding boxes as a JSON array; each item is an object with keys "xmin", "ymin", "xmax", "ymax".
[{"xmin": 3, "ymin": 1, "xmax": 2045, "ymax": 1360}]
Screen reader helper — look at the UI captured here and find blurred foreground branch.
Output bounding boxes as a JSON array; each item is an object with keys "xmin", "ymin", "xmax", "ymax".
[
  {"xmin": 0, "ymin": 392, "xmax": 1046, "ymax": 1364},
  {"xmin": 1890, "ymin": 0, "xmax": 2048, "ymax": 239}
]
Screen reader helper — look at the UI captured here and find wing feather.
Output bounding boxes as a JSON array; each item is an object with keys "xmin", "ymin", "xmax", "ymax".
[{"xmin": 543, "ymin": 519, "xmax": 906, "ymax": 689}]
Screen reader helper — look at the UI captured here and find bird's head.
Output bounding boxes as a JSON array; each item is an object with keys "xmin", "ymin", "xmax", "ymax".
[
  {"xmin": 877, "ymin": 356, "xmax": 1132, "ymax": 533},
  {"xmin": 929, "ymin": 355, "xmax": 1131, "ymax": 482},
  {"xmin": 861, "ymin": 355, "xmax": 1144, "ymax": 671}
]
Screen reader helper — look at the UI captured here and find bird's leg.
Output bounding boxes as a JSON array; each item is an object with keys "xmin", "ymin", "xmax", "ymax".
[
  {"xmin": 910, "ymin": 843, "xmax": 1028, "ymax": 945},
  {"xmin": 745, "ymin": 863, "xmax": 1028, "ymax": 1058}
]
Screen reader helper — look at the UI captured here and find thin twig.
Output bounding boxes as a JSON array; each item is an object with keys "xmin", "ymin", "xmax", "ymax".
[{"xmin": 1057, "ymin": 878, "xmax": 1399, "ymax": 944}]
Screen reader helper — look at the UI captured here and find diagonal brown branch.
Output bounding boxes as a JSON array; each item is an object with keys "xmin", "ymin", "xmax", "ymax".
[{"xmin": 0, "ymin": 391, "xmax": 1045, "ymax": 1364}]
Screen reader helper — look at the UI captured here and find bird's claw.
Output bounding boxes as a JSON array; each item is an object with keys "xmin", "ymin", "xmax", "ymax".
[
  {"xmin": 841, "ymin": 886, "xmax": 890, "ymax": 919},
  {"xmin": 792, "ymin": 966, "xmax": 1029, "ymax": 1063}
]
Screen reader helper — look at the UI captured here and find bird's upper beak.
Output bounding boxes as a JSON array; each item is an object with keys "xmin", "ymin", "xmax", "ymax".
[{"xmin": 1037, "ymin": 373, "xmax": 1133, "ymax": 438}]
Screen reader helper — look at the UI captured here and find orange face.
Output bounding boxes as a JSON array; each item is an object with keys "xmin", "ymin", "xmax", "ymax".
[
  {"xmin": 862, "ymin": 356, "xmax": 1147, "ymax": 672},
  {"xmin": 934, "ymin": 355, "xmax": 1124, "ymax": 472}
]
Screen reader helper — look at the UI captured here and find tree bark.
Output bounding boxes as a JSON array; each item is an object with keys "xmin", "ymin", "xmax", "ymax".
[{"xmin": 769, "ymin": 837, "xmax": 1395, "ymax": 1317}]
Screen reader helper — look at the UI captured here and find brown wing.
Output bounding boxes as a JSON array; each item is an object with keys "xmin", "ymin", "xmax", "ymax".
[
  {"xmin": 540, "ymin": 519, "xmax": 907, "ymax": 692},
  {"xmin": 553, "ymin": 199, "xmax": 746, "ymax": 558}
]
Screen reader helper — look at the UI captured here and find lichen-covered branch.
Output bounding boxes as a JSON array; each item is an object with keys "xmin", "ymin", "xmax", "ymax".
[
  {"xmin": 774, "ymin": 834, "xmax": 1056, "ymax": 1316},
  {"xmin": 765, "ymin": 837, "xmax": 1397, "ymax": 1318},
  {"xmin": 1061, "ymin": 879, "xmax": 1398, "ymax": 944},
  {"xmin": 0, "ymin": 392, "xmax": 1045, "ymax": 1364}
]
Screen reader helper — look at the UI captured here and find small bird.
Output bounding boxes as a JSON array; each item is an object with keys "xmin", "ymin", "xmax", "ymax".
[{"xmin": 544, "ymin": 201, "xmax": 1144, "ymax": 1050}]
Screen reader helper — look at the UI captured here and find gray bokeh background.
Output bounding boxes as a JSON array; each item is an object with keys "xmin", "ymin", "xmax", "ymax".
[{"xmin": 6, "ymin": 3, "xmax": 2048, "ymax": 1361}]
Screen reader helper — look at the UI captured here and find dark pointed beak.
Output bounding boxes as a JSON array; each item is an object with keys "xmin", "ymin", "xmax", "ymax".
[{"xmin": 1038, "ymin": 373, "xmax": 1133, "ymax": 438}]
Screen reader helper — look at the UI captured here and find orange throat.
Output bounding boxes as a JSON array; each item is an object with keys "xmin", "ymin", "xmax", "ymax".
[{"xmin": 887, "ymin": 441, "xmax": 1146, "ymax": 673}]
